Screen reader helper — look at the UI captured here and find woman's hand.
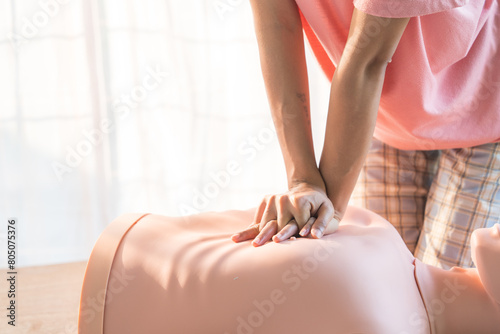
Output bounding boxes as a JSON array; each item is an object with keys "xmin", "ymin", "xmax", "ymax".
[{"xmin": 231, "ymin": 181, "xmax": 341, "ymax": 246}]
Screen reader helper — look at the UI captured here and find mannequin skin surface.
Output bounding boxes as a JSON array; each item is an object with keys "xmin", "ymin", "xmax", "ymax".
[{"xmin": 78, "ymin": 206, "xmax": 500, "ymax": 334}]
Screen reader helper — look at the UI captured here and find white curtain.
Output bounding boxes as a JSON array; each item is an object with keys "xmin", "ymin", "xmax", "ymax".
[{"xmin": 0, "ymin": 0, "xmax": 330, "ymax": 267}]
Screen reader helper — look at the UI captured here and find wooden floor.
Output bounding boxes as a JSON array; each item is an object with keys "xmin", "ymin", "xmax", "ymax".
[{"xmin": 1, "ymin": 261, "xmax": 87, "ymax": 334}]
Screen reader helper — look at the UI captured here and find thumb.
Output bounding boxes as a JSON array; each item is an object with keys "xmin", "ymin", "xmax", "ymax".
[
  {"xmin": 323, "ymin": 211, "xmax": 341, "ymax": 236},
  {"xmin": 310, "ymin": 202, "xmax": 334, "ymax": 238}
]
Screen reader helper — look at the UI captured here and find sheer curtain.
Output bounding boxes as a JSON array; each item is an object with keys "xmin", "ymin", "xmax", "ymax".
[{"xmin": 0, "ymin": 0, "xmax": 330, "ymax": 267}]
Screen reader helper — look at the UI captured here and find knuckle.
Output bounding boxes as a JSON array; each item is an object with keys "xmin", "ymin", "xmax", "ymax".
[
  {"xmin": 289, "ymin": 195, "xmax": 299, "ymax": 207},
  {"xmin": 250, "ymin": 221, "xmax": 258, "ymax": 229},
  {"xmin": 294, "ymin": 196, "xmax": 308, "ymax": 208},
  {"xmin": 278, "ymin": 194, "xmax": 288, "ymax": 205},
  {"xmin": 249, "ymin": 224, "xmax": 259, "ymax": 231}
]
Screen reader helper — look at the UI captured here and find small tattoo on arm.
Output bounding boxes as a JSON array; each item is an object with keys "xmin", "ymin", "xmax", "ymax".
[
  {"xmin": 296, "ymin": 92, "xmax": 311, "ymax": 127},
  {"xmin": 296, "ymin": 93, "xmax": 307, "ymax": 103}
]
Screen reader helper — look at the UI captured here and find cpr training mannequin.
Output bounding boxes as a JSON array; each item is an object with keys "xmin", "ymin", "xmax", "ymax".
[{"xmin": 78, "ymin": 205, "xmax": 500, "ymax": 334}]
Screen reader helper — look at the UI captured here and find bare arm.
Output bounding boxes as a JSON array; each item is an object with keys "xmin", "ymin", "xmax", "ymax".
[
  {"xmin": 234, "ymin": 4, "xmax": 410, "ymax": 244},
  {"xmin": 249, "ymin": 0, "xmax": 323, "ymax": 190},
  {"xmin": 232, "ymin": 0, "xmax": 338, "ymax": 244},
  {"xmin": 317, "ymin": 9, "xmax": 410, "ymax": 226}
]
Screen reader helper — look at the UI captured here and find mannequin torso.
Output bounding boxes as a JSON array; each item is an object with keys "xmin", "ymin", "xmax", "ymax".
[{"xmin": 80, "ymin": 206, "xmax": 500, "ymax": 334}]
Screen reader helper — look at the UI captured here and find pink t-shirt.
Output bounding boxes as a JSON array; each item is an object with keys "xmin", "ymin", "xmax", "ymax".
[{"xmin": 296, "ymin": 0, "xmax": 500, "ymax": 150}]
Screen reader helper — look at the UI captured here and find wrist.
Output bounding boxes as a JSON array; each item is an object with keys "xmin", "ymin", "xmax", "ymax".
[
  {"xmin": 325, "ymin": 184, "xmax": 352, "ymax": 219},
  {"xmin": 288, "ymin": 169, "xmax": 325, "ymax": 191}
]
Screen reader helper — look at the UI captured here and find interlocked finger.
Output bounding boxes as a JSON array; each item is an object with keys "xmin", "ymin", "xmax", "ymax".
[
  {"xmin": 250, "ymin": 196, "xmax": 269, "ymax": 228},
  {"xmin": 259, "ymin": 195, "xmax": 278, "ymax": 228},
  {"xmin": 299, "ymin": 216, "xmax": 316, "ymax": 237},
  {"xmin": 276, "ymin": 195, "xmax": 294, "ymax": 233},
  {"xmin": 253, "ymin": 219, "xmax": 278, "ymax": 246},
  {"xmin": 289, "ymin": 195, "xmax": 312, "ymax": 231},
  {"xmin": 310, "ymin": 203, "xmax": 340, "ymax": 238},
  {"xmin": 276, "ymin": 194, "xmax": 311, "ymax": 231},
  {"xmin": 273, "ymin": 219, "xmax": 300, "ymax": 242}
]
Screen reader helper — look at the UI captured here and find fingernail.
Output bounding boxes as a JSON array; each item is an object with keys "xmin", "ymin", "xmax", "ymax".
[
  {"xmin": 253, "ymin": 237, "xmax": 260, "ymax": 244},
  {"xmin": 313, "ymin": 228, "xmax": 323, "ymax": 238},
  {"xmin": 299, "ymin": 229, "xmax": 307, "ymax": 237}
]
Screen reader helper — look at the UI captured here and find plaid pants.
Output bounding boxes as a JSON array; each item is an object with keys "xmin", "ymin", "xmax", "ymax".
[{"xmin": 349, "ymin": 137, "xmax": 500, "ymax": 269}]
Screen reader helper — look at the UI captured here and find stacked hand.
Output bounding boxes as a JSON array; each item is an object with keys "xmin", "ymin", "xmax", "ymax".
[{"xmin": 231, "ymin": 181, "xmax": 341, "ymax": 246}]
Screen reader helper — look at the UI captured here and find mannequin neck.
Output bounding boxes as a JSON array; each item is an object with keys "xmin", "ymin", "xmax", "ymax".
[{"xmin": 414, "ymin": 259, "xmax": 500, "ymax": 334}]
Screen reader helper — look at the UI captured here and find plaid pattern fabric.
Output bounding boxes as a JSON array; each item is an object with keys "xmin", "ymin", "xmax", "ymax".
[{"xmin": 349, "ymin": 137, "xmax": 500, "ymax": 269}]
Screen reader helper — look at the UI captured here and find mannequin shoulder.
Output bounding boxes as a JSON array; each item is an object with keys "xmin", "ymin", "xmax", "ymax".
[{"xmin": 341, "ymin": 205, "xmax": 394, "ymax": 230}]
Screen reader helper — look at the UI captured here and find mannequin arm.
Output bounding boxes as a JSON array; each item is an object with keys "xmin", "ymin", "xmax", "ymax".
[{"xmin": 471, "ymin": 224, "xmax": 500, "ymax": 304}]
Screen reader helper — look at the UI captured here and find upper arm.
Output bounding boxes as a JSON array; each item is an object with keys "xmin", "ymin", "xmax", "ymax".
[{"xmin": 341, "ymin": 8, "xmax": 410, "ymax": 69}]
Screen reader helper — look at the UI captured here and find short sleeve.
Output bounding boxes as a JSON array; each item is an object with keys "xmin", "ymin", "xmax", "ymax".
[{"xmin": 352, "ymin": 0, "xmax": 469, "ymax": 18}]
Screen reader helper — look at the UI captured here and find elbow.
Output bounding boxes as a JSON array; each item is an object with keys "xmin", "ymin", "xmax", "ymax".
[
  {"xmin": 340, "ymin": 34, "xmax": 397, "ymax": 77},
  {"xmin": 343, "ymin": 48, "xmax": 392, "ymax": 78},
  {"xmin": 336, "ymin": 52, "xmax": 390, "ymax": 85},
  {"xmin": 365, "ymin": 56, "xmax": 392, "ymax": 78}
]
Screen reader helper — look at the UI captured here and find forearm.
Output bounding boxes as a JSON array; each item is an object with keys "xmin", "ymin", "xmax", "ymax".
[
  {"xmin": 318, "ymin": 9, "xmax": 409, "ymax": 217},
  {"xmin": 319, "ymin": 59, "xmax": 388, "ymax": 216},
  {"xmin": 250, "ymin": 0, "xmax": 323, "ymax": 190}
]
